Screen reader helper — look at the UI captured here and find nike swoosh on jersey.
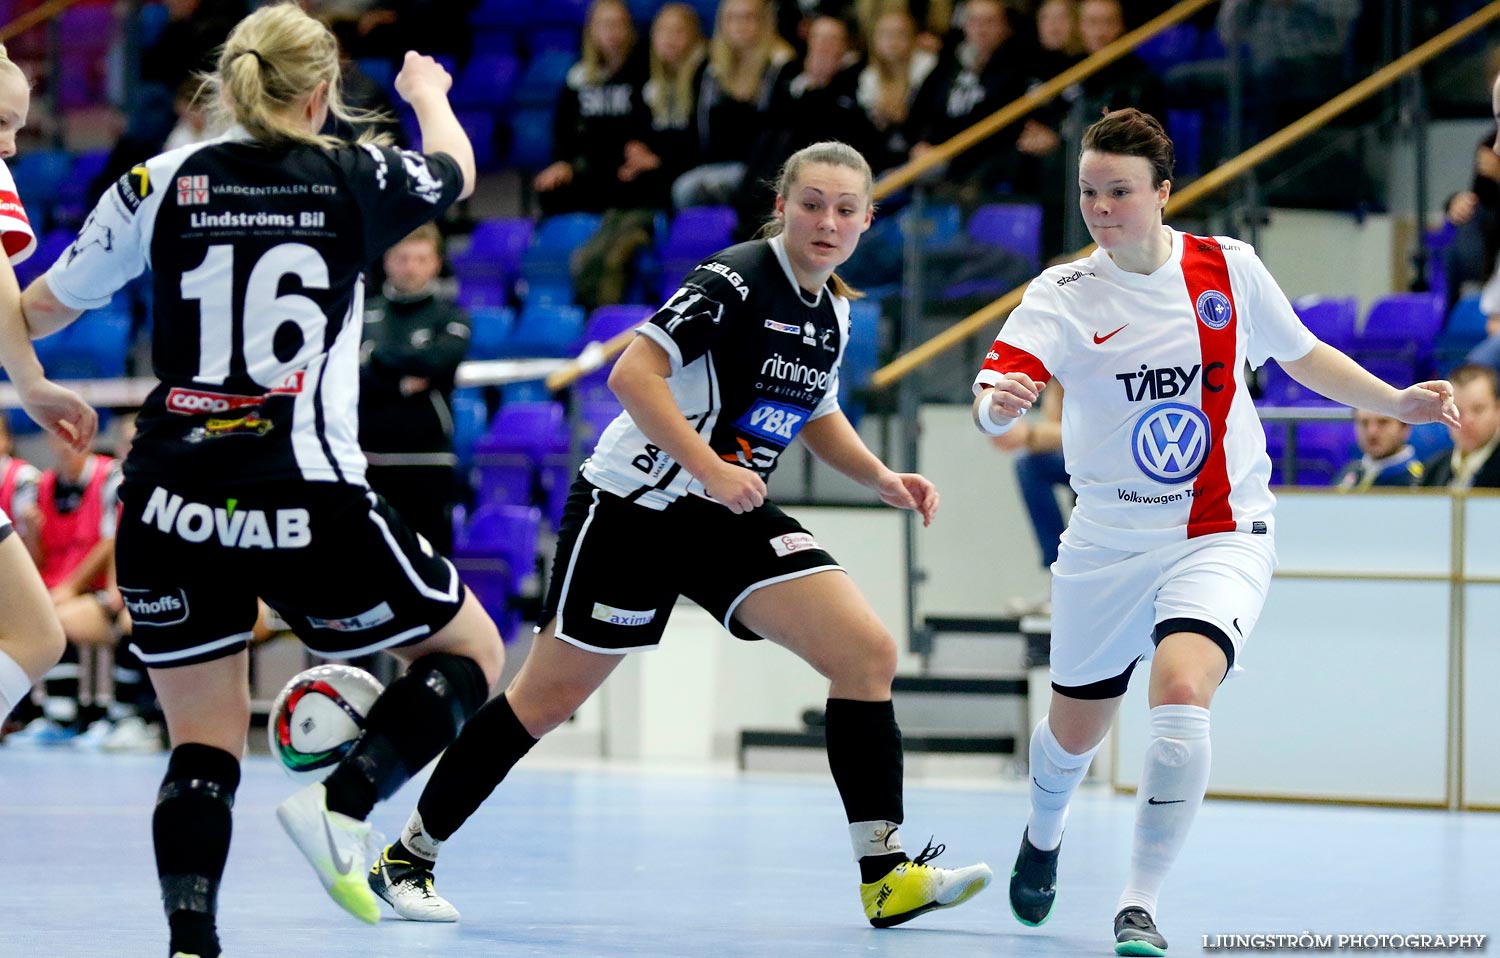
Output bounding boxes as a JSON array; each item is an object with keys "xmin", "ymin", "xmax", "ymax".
[
  {"xmin": 323, "ymin": 814, "xmax": 354, "ymax": 875},
  {"xmin": 1146, "ymin": 797, "xmax": 1186, "ymax": 805},
  {"xmin": 1093, "ymin": 324, "xmax": 1129, "ymax": 344}
]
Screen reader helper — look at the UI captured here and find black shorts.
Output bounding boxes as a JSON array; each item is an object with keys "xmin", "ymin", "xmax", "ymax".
[
  {"xmin": 541, "ymin": 477, "xmax": 842, "ymax": 653},
  {"xmin": 116, "ymin": 480, "xmax": 466, "ymax": 668}
]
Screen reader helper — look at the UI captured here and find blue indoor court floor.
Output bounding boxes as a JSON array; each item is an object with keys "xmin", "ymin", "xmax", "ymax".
[{"xmin": 3, "ymin": 749, "xmax": 1497, "ymax": 957}]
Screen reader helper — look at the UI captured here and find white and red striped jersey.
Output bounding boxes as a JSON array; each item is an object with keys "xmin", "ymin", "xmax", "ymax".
[
  {"xmin": 0, "ymin": 157, "xmax": 37, "ymax": 265},
  {"xmin": 973, "ymin": 228, "xmax": 1317, "ymax": 550}
]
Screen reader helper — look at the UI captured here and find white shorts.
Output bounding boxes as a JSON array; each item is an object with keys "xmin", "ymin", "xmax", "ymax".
[{"xmin": 1047, "ymin": 529, "xmax": 1276, "ymax": 696}]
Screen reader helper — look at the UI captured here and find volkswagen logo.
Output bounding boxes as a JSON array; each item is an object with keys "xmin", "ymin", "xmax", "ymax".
[{"xmin": 1132, "ymin": 402, "xmax": 1210, "ymax": 483}]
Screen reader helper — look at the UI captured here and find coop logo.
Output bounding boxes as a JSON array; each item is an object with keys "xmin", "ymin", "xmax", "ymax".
[
  {"xmin": 141, "ymin": 486, "xmax": 312, "ymax": 549},
  {"xmin": 591, "ymin": 603, "xmax": 655, "ymax": 627},
  {"xmin": 1195, "ymin": 289, "xmax": 1233, "ymax": 330},
  {"xmin": 120, "ymin": 587, "xmax": 189, "ymax": 626},
  {"xmin": 736, "ymin": 400, "xmax": 806, "ymax": 447},
  {"xmin": 759, "ymin": 353, "xmax": 831, "ymax": 392},
  {"xmin": 166, "ymin": 373, "xmax": 304, "ymax": 414},
  {"xmin": 1132, "ymin": 402, "xmax": 1210, "ymax": 484},
  {"xmin": 177, "ymin": 175, "xmax": 210, "ymax": 206}
]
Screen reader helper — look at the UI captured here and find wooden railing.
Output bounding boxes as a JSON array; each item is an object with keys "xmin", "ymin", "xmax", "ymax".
[
  {"xmin": 0, "ymin": 0, "xmax": 84, "ymax": 42},
  {"xmin": 871, "ymin": 2, "xmax": 1500, "ymax": 388},
  {"xmin": 542, "ymin": 0, "xmax": 1220, "ymax": 392}
]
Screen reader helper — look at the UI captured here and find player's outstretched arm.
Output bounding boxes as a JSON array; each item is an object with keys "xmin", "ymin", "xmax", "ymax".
[
  {"xmin": 0, "ymin": 264, "xmax": 96, "ymax": 451},
  {"xmin": 800, "ymin": 412, "xmax": 939, "ymax": 526},
  {"xmin": 1280, "ymin": 342, "xmax": 1460, "ymax": 426},
  {"xmin": 395, "ymin": 51, "xmax": 476, "ymax": 200}
]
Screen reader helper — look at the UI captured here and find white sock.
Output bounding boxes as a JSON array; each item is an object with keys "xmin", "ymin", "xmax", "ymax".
[
  {"xmin": 0, "ymin": 649, "xmax": 33, "ymax": 717},
  {"xmin": 400, "ymin": 809, "xmax": 443, "ymax": 863},
  {"xmin": 1118, "ymin": 704, "xmax": 1211, "ymax": 918},
  {"xmin": 1026, "ymin": 716, "xmax": 1100, "ymax": 851},
  {"xmin": 848, "ymin": 820, "xmax": 904, "ymax": 861}
]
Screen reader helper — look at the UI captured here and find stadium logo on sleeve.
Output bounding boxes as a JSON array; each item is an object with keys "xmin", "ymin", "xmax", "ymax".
[
  {"xmin": 1195, "ymin": 290, "xmax": 1233, "ymax": 330},
  {"xmin": 1131, "ymin": 401, "xmax": 1210, "ymax": 484}
]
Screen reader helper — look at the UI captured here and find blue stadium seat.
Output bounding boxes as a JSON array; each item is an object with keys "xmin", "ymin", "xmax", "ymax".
[
  {"xmin": 470, "ymin": 0, "xmax": 532, "ymax": 28},
  {"xmin": 966, "ymin": 203, "xmax": 1043, "ymax": 271},
  {"xmin": 660, "ymin": 205, "xmax": 736, "ymax": 260},
  {"xmin": 1354, "ymin": 293, "xmax": 1444, "ymax": 378},
  {"xmin": 1291, "ymin": 295, "xmax": 1358, "ymax": 351},
  {"xmin": 356, "ymin": 57, "xmax": 396, "ymax": 93},
  {"xmin": 450, "ymin": 387, "xmax": 490, "ymax": 471},
  {"xmin": 1166, "ymin": 109, "xmax": 1202, "ymax": 180},
  {"xmin": 453, "ymin": 53, "xmax": 521, "ymax": 108},
  {"xmin": 467, "ymin": 306, "xmax": 517, "ymax": 360},
  {"xmin": 514, "ymin": 51, "xmax": 575, "ymax": 108},
  {"xmin": 574, "ymin": 305, "xmax": 653, "ymax": 401},
  {"xmin": 840, "ymin": 300, "xmax": 882, "ymax": 427},
  {"xmin": 456, "ymin": 279, "xmax": 511, "ymax": 311},
  {"xmin": 517, "ymin": 213, "xmax": 601, "ymax": 306},
  {"xmin": 1433, "ymin": 295, "xmax": 1488, "ymax": 374},
  {"xmin": 509, "ymin": 304, "xmax": 586, "ymax": 357},
  {"xmin": 526, "ymin": 27, "xmax": 581, "ymax": 57},
  {"xmin": 451, "ymin": 217, "xmax": 534, "ymax": 286},
  {"xmin": 1135, "ymin": 23, "xmax": 1200, "ymax": 74},
  {"xmin": 14, "ymin": 228, "xmax": 76, "ymax": 289},
  {"xmin": 1264, "ymin": 419, "xmax": 1356, "ymax": 486},
  {"xmin": 453, "ymin": 502, "xmax": 541, "ymax": 640},
  {"xmin": 454, "ymin": 110, "xmax": 501, "ymax": 170},
  {"xmin": 10, "ymin": 150, "xmax": 72, "ymax": 210},
  {"xmin": 898, "ymin": 202, "xmax": 963, "ymax": 248},
  {"xmin": 507, "ymin": 109, "xmax": 555, "ymax": 172}
]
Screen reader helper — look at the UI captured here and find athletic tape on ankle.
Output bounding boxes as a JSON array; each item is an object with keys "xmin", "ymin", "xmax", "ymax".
[{"xmin": 850, "ymin": 820, "xmax": 904, "ymax": 860}]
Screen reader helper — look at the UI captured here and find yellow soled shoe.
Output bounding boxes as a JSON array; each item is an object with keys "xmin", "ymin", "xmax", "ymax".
[
  {"xmin": 275, "ymin": 782, "xmax": 382, "ymax": 924},
  {"xmin": 859, "ymin": 841, "xmax": 994, "ymax": 928}
]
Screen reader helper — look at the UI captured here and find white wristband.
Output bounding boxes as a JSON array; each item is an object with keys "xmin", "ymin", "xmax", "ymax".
[{"xmin": 974, "ymin": 389, "xmax": 1019, "ymax": 436}]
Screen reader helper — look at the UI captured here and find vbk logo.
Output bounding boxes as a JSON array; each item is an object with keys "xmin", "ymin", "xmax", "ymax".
[
  {"xmin": 177, "ymin": 175, "xmax": 210, "ymax": 206},
  {"xmin": 1132, "ymin": 402, "xmax": 1210, "ymax": 484},
  {"xmin": 736, "ymin": 400, "xmax": 806, "ymax": 447},
  {"xmin": 1195, "ymin": 289, "xmax": 1232, "ymax": 330}
]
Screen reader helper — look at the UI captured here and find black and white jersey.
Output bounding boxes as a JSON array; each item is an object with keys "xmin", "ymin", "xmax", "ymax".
[
  {"xmin": 583, "ymin": 235, "xmax": 848, "ymax": 510},
  {"xmin": 44, "ymin": 128, "xmax": 463, "ymax": 489}
]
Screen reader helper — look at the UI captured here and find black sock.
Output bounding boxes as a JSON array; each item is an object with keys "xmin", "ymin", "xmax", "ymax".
[
  {"xmin": 155, "ymin": 743, "xmax": 241, "ymax": 958},
  {"xmin": 112, "ymin": 636, "xmax": 150, "ymax": 717},
  {"xmin": 390, "ymin": 838, "xmax": 433, "ymax": 869},
  {"xmin": 824, "ymin": 698, "xmax": 908, "ymax": 883},
  {"xmin": 415, "ymin": 692, "xmax": 538, "ymax": 842},
  {"xmin": 42, "ymin": 643, "xmax": 79, "ymax": 723},
  {"xmin": 322, "ymin": 653, "xmax": 488, "ymax": 821}
]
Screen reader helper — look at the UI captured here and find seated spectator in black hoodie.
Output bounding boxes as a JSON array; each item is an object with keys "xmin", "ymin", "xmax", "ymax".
[
  {"xmin": 855, "ymin": 7, "xmax": 938, "ymax": 174},
  {"xmin": 734, "ymin": 16, "xmax": 872, "ymax": 234},
  {"xmin": 906, "ymin": 0, "xmax": 1033, "ymax": 205},
  {"xmin": 671, "ymin": 0, "xmax": 794, "ymax": 209},
  {"xmin": 534, "ymin": 0, "xmax": 658, "ymax": 215}
]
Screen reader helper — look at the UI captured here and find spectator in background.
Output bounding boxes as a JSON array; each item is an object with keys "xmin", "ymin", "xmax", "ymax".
[
  {"xmin": 360, "ymin": 223, "xmax": 472, "ymax": 557},
  {"xmin": 907, "ymin": 0, "xmax": 1032, "ymax": 205},
  {"xmin": 1067, "ymin": 0, "xmax": 1165, "ymax": 126},
  {"xmin": 341, "ymin": 1, "xmax": 480, "ymax": 64},
  {"xmin": 534, "ymin": 0, "xmax": 655, "ymax": 215},
  {"xmin": 570, "ymin": 3, "xmax": 708, "ymax": 310},
  {"xmin": 672, "ymin": 0, "xmax": 794, "ymax": 209},
  {"xmin": 989, "ymin": 383, "xmax": 1067, "ymax": 614},
  {"xmin": 1015, "ymin": 0, "xmax": 1086, "ymax": 257},
  {"xmin": 1442, "ymin": 129, "xmax": 1500, "ymax": 314},
  {"xmin": 92, "ymin": 0, "xmax": 246, "ymax": 196},
  {"xmin": 735, "ymin": 16, "xmax": 870, "ymax": 233},
  {"xmin": 1333, "ymin": 409, "xmax": 1424, "ymax": 491},
  {"xmin": 0, "ymin": 415, "xmax": 41, "ymax": 564},
  {"xmin": 855, "ymin": 7, "xmax": 938, "ymax": 173},
  {"xmin": 162, "ymin": 79, "xmax": 221, "ymax": 152},
  {"xmin": 4, "ymin": 432, "xmax": 121, "ymax": 747},
  {"xmin": 1422, "ymin": 363, "xmax": 1500, "ymax": 489},
  {"xmin": 854, "ymin": 0, "xmax": 953, "ymax": 53},
  {"xmin": 639, "ymin": 3, "xmax": 708, "ymax": 192}
]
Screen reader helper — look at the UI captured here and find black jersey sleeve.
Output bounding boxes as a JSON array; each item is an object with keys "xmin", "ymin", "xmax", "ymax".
[
  {"xmin": 640, "ymin": 257, "xmax": 751, "ymax": 371},
  {"xmin": 341, "ymin": 144, "xmax": 463, "ymax": 260}
]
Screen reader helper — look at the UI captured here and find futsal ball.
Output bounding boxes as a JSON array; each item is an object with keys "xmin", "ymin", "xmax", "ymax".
[{"xmin": 268, "ymin": 664, "xmax": 384, "ymax": 779}]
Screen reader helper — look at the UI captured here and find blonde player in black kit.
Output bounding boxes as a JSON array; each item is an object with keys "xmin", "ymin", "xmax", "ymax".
[
  {"xmin": 13, "ymin": 6, "xmax": 505, "ymax": 956},
  {"xmin": 365, "ymin": 140, "xmax": 993, "ymax": 929}
]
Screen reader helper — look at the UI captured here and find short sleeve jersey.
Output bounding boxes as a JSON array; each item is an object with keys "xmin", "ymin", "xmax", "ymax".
[
  {"xmin": 973, "ymin": 228, "xmax": 1317, "ymax": 550},
  {"xmin": 583, "ymin": 235, "xmax": 848, "ymax": 510},
  {"xmin": 0, "ymin": 157, "xmax": 38, "ymax": 264},
  {"xmin": 44, "ymin": 129, "xmax": 463, "ymax": 489}
]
